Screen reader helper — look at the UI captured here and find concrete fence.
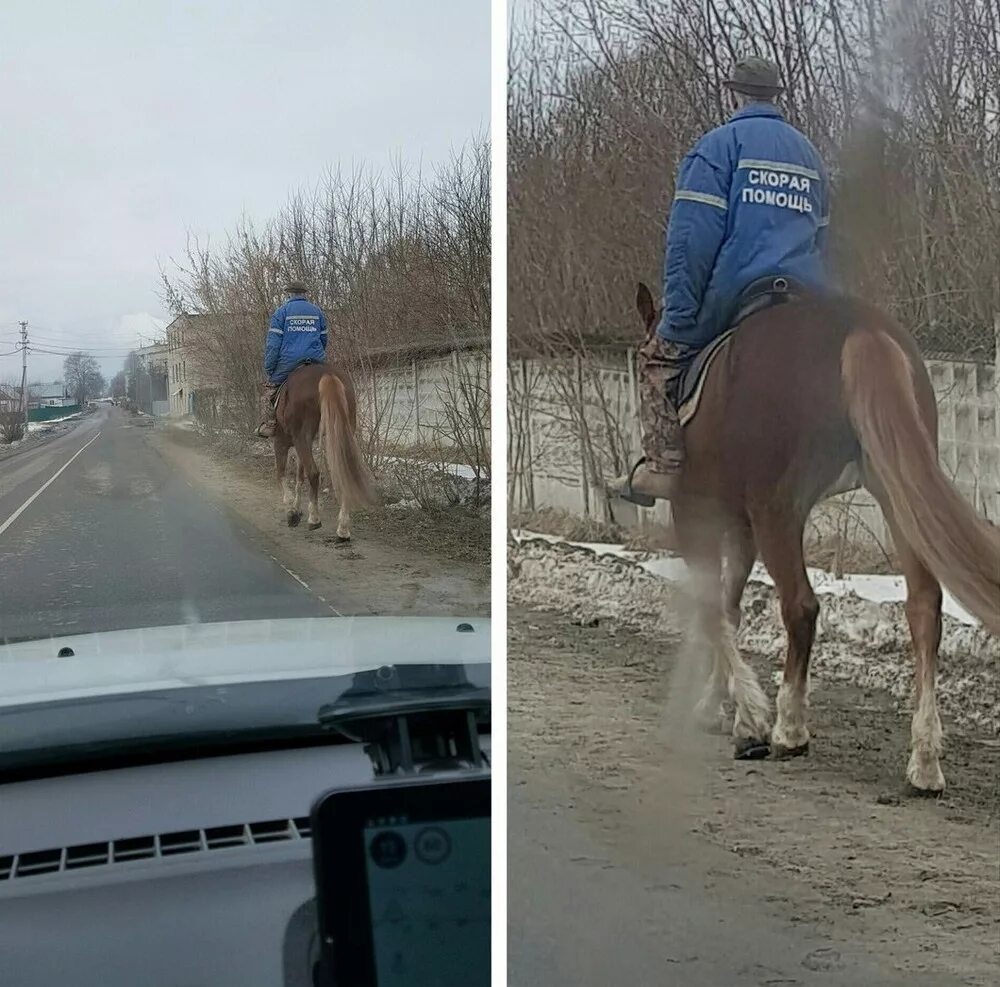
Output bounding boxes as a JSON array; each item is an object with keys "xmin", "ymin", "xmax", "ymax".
[
  {"xmin": 357, "ymin": 350, "xmax": 492, "ymax": 472},
  {"xmin": 508, "ymin": 326, "xmax": 1000, "ymax": 548}
]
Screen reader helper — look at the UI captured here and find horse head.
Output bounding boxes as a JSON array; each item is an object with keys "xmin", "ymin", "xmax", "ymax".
[{"xmin": 636, "ymin": 282, "xmax": 659, "ymax": 341}]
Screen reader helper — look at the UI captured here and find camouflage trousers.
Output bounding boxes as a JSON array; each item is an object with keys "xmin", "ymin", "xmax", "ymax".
[
  {"xmin": 260, "ymin": 382, "xmax": 279, "ymax": 424},
  {"xmin": 638, "ymin": 335, "xmax": 698, "ymax": 474}
]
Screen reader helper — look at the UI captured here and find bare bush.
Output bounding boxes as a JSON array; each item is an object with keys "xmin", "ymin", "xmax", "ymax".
[
  {"xmin": 381, "ymin": 457, "xmax": 486, "ymax": 513},
  {"xmin": 509, "ymin": 0, "xmax": 1000, "ymax": 360},
  {"xmin": 161, "ymin": 137, "xmax": 491, "ymax": 461},
  {"xmin": 432, "ymin": 353, "xmax": 492, "ymax": 506},
  {"xmin": 0, "ymin": 410, "xmax": 25, "ymax": 444},
  {"xmin": 507, "ymin": 0, "xmax": 1000, "ymax": 547}
]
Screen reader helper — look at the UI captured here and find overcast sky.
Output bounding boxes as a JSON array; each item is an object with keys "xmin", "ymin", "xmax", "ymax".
[{"xmin": 0, "ymin": 0, "xmax": 489, "ymax": 384}]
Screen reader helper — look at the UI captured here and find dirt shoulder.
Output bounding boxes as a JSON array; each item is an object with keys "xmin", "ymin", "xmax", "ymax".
[
  {"xmin": 0, "ymin": 412, "xmax": 93, "ymax": 464},
  {"xmin": 510, "ymin": 607, "xmax": 999, "ymax": 985},
  {"xmin": 150, "ymin": 425, "xmax": 489, "ymax": 618}
]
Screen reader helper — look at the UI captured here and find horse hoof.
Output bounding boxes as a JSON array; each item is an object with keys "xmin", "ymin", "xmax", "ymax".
[
  {"xmin": 334, "ymin": 535, "xmax": 351, "ymax": 544},
  {"xmin": 308, "ymin": 521, "xmax": 322, "ymax": 531},
  {"xmin": 287, "ymin": 511, "xmax": 302, "ymax": 527},
  {"xmin": 906, "ymin": 783, "xmax": 944, "ymax": 799},
  {"xmin": 907, "ymin": 756, "xmax": 945, "ymax": 794},
  {"xmin": 772, "ymin": 741, "xmax": 810, "ymax": 760},
  {"xmin": 733, "ymin": 737, "xmax": 770, "ymax": 760}
]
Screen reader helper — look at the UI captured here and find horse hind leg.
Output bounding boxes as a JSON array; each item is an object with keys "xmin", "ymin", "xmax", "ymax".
[
  {"xmin": 900, "ymin": 555, "xmax": 946, "ymax": 793},
  {"xmin": 723, "ymin": 518, "xmax": 756, "ymax": 632},
  {"xmin": 304, "ymin": 450, "xmax": 322, "ymax": 530},
  {"xmin": 335, "ymin": 501, "xmax": 351, "ymax": 542},
  {"xmin": 865, "ymin": 472, "xmax": 945, "ymax": 792},
  {"xmin": 291, "ymin": 437, "xmax": 322, "ymax": 531},
  {"xmin": 751, "ymin": 506, "xmax": 817, "ymax": 758}
]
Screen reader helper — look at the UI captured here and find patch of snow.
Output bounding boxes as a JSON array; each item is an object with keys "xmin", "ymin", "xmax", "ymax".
[
  {"xmin": 509, "ymin": 534, "xmax": 999, "ymax": 736},
  {"xmin": 510, "ymin": 529, "xmax": 977, "ymax": 626},
  {"xmin": 381, "ymin": 455, "xmax": 479, "ymax": 480},
  {"xmin": 387, "ymin": 498, "xmax": 422, "ymax": 511},
  {"xmin": 165, "ymin": 417, "xmax": 199, "ymax": 431},
  {"xmin": 26, "ymin": 412, "xmax": 82, "ymax": 432}
]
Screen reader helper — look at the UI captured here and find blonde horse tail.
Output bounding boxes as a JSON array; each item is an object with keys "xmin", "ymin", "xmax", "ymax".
[
  {"xmin": 318, "ymin": 373, "xmax": 377, "ymax": 511},
  {"xmin": 842, "ymin": 329, "xmax": 1000, "ymax": 634}
]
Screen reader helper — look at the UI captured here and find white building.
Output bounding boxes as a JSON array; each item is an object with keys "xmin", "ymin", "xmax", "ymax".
[
  {"xmin": 28, "ymin": 383, "xmax": 72, "ymax": 408},
  {"xmin": 165, "ymin": 315, "xmax": 208, "ymax": 417}
]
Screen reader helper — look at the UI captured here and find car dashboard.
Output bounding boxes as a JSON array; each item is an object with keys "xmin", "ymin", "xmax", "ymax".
[{"xmin": 0, "ymin": 738, "xmax": 491, "ymax": 986}]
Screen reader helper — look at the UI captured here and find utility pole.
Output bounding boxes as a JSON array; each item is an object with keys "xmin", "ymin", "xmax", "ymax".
[{"xmin": 18, "ymin": 321, "xmax": 28, "ymax": 430}]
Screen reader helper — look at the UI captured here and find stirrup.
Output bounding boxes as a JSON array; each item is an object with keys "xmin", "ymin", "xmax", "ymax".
[{"xmin": 614, "ymin": 457, "xmax": 656, "ymax": 509}]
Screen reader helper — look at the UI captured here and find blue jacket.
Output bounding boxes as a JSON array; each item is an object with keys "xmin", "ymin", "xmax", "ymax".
[
  {"xmin": 263, "ymin": 295, "xmax": 328, "ymax": 384},
  {"xmin": 657, "ymin": 103, "xmax": 830, "ymax": 347}
]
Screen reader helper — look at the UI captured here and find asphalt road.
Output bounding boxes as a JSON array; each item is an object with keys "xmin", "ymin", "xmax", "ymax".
[
  {"xmin": 508, "ymin": 778, "xmax": 967, "ymax": 987},
  {"xmin": 0, "ymin": 407, "xmax": 333, "ymax": 642}
]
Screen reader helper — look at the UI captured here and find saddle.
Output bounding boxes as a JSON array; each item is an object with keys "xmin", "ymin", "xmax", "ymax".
[
  {"xmin": 678, "ymin": 275, "xmax": 806, "ymax": 426},
  {"xmin": 270, "ymin": 360, "xmax": 318, "ymax": 408}
]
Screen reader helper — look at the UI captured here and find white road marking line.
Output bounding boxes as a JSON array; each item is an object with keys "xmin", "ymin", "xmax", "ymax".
[
  {"xmin": 269, "ymin": 554, "xmax": 309, "ymax": 589},
  {"xmin": 0, "ymin": 431, "xmax": 102, "ymax": 537},
  {"xmin": 268, "ymin": 553, "xmax": 343, "ymax": 615}
]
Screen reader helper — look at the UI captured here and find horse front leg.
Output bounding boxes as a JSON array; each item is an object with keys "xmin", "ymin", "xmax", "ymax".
[
  {"xmin": 299, "ymin": 444, "xmax": 322, "ymax": 531},
  {"xmin": 275, "ymin": 436, "xmax": 297, "ymax": 525},
  {"xmin": 286, "ymin": 460, "xmax": 304, "ymax": 527},
  {"xmin": 279, "ymin": 441, "xmax": 302, "ymax": 527},
  {"xmin": 701, "ymin": 519, "xmax": 758, "ymax": 735}
]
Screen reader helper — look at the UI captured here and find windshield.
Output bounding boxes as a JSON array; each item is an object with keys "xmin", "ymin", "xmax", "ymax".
[{"xmin": 0, "ymin": 2, "xmax": 490, "ymax": 769}]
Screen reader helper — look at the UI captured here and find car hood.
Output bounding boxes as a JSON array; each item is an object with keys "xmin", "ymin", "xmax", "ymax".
[{"xmin": 0, "ymin": 616, "xmax": 489, "ymax": 708}]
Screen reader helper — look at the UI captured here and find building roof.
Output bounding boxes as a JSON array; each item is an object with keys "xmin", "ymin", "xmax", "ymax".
[
  {"xmin": 165, "ymin": 313, "xmax": 230, "ymax": 333},
  {"xmin": 29, "ymin": 383, "xmax": 65, "ymax": 399}
]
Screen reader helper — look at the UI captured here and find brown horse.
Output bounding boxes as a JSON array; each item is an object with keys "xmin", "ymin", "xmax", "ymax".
[
  {"xmin": 272, "ymin": 362, "xmax": 376, "ymax": 540},
  {"xmin": 630, "ymin": 282, "xmax": 1000, "ymax": 792}
]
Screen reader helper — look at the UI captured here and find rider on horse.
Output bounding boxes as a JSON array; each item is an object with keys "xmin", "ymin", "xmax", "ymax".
[
  {"xmin": 256, "ymin": 278, "xmax": 328, "ymax": 438},
  {"xmin": 614, "ymin": 55, "xmax": 832, "ymax": 506}
]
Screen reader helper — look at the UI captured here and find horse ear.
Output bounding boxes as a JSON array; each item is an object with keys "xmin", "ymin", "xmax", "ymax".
[{"xmin": 636, "ymin": 282, "xmax": 656, "ymax": 330}]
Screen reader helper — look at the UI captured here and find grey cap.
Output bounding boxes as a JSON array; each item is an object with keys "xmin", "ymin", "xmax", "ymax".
[
  {"xmin": 725, "ymin": 55, "xmax": 784, "ymax": 96},
  {"xmin": 285, "ymin": 278, "xmax": 309, "ymax": 295}
]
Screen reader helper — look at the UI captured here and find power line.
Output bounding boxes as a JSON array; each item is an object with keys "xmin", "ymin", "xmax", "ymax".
[
  {"xmin": 28, "ymin": 335, "xmax": 143, "ymax": 349},
  {"xmin": 30, "ymin": 332, "xmax": 147, "ymax": 345},
  {"xmin": 29, "ymin": 352, "xmax": 130, "ymax": 360},
  {"xmin": 0, "ymin": 335, "xmax": 141, "ymax": 355}
]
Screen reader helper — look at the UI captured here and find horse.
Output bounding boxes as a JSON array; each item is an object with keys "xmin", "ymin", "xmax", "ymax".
[
  {"xmin": 627, "ymin": 282, "xmax": 1000, "ymax": 793},
  {"xmin": 271, "ymin": 361, "xmax": 377, "ymax": 541}
]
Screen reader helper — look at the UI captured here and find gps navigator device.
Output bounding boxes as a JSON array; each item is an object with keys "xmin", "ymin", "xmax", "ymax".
[{"xmin": 310, "ymin": 775, "xmax": 490, "ymax": 987}]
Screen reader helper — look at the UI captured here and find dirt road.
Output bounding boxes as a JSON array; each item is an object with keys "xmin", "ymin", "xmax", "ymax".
[
  {"xmin": 509, "ymin": 607, "xmax": 998, "ymax": 986},
  {"xmin": 151, "ymin": 425, "xmax": 490, "ymax": 618}
]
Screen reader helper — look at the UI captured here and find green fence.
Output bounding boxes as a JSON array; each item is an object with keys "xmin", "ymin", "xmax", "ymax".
[{"xmin": 28, "ymin": 404, "xmax": 81, "ymax": 423}]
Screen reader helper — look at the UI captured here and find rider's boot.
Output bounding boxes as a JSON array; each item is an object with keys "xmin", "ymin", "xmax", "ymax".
[
  {"xmin": 255, "ymin": 385, "xmax": 278, "ymax": 439},
  {"xmin": 610, "ymin": 335, "xmax": 686, "ymax": 507}
]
